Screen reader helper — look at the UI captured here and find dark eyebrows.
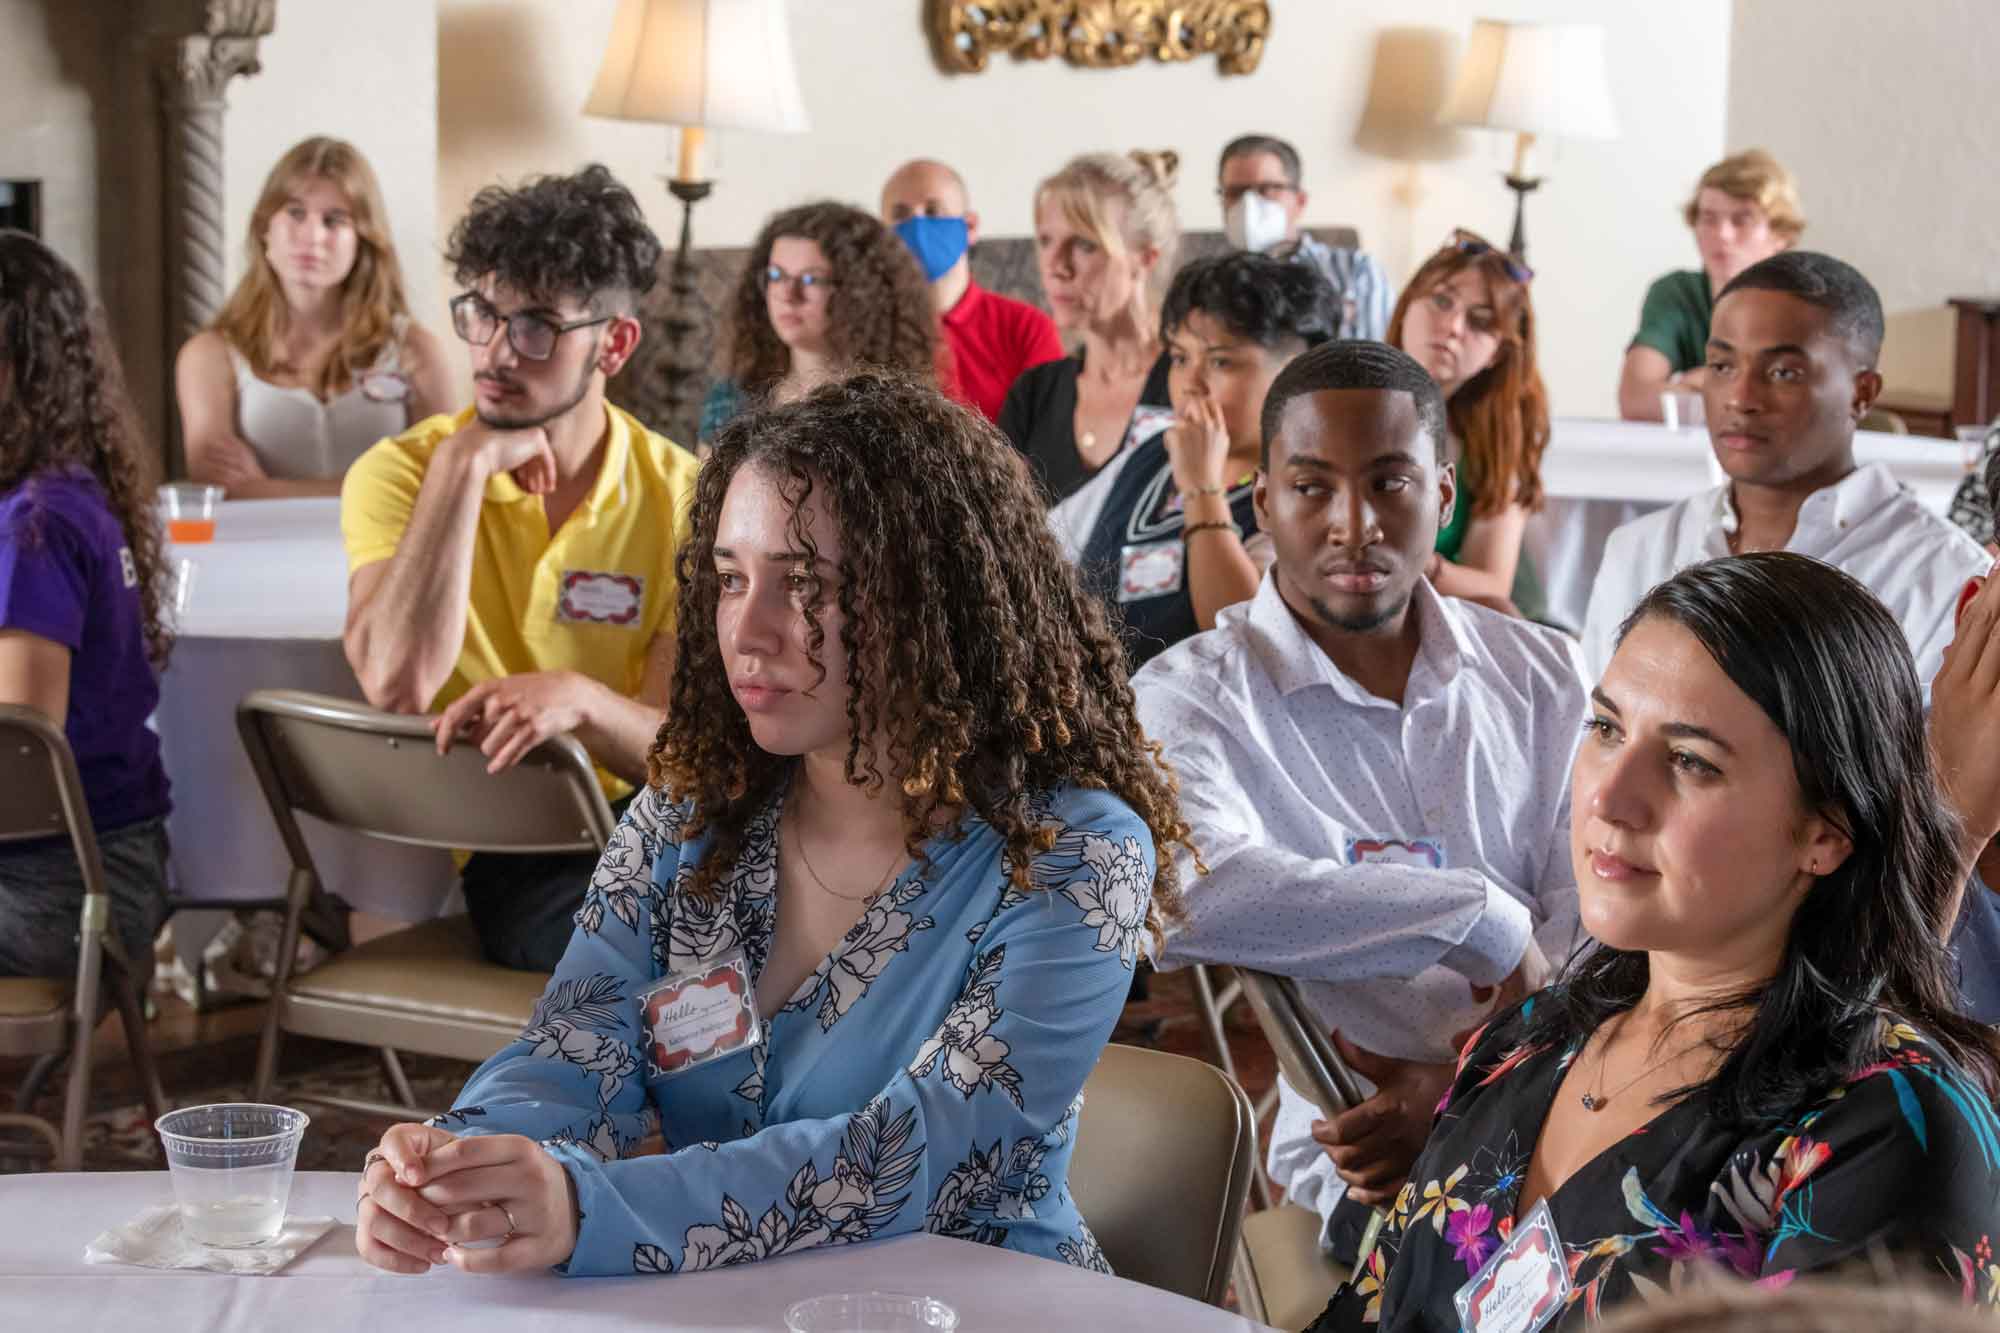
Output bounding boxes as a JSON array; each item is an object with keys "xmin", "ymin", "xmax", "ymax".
[
  {"xmin": 1279, "ymin": 448, "xmax": 1423, "ymax": 473},
  {"xmin": 711, "ymin": 545, "xmax": 826, "ymax": 566},
  {"xmin": 1588, "ymin": 687, "xmax": 1736, "ymax": 754},
  {"xmin": 1704, "ymin": 335, "xmax": 1811, "ymax": 360}
]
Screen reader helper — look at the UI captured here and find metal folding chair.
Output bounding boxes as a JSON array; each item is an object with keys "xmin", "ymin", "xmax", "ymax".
[{"xmin": 0, "ymin": 705, "xmax": 166, "ymax": 1168}]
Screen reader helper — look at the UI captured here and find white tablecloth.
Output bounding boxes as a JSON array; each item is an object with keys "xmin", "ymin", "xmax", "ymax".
[
  {"xmin": 158, "ymin": 498, "xmax": 456, "ymax": 924},
  {"xmin": 0, "ymin": 1172, "xmax": 1274, "ymax": 1332},
  {"xmin": 1525, "ymin": 419, "xmax": 1965, "ymax": 631}
]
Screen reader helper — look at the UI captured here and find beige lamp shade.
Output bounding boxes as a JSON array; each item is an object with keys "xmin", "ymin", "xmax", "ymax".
[
  {"xmin": 584, "ymin": 0, "xmax": 810, "ymax": 134},
  {"xmin": 1438, "ymin": 19, "xmax": 1619, "ymax": 141}
]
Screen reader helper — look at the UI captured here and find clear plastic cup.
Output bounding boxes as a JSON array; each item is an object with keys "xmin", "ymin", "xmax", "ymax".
[
  {"xmin": 1956, "ymin": 423, "xmax": 1990, "ymax": 474},
  {"xmin": 1660, "ymin": 388, "xmax": 1706, "ymax": 434},
  {"xmin": 159, "ymin": 482, "xmax": 223, "ymax": 544},
  {"xmin": 156, "ymin": 1103, "xmax": 309, "ymax": 1248},
  {"xmin": 785, "ymin": 1294, "xmax": 959, "ymax": 1333}
]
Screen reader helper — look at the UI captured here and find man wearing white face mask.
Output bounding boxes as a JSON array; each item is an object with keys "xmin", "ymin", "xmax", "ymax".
[
  {"xmin": 882, "ymin": 157, "xmax": 1066, "ymax": 422},
  {"xmin": 1218, "ymin": 134, "xmax": 1393, "ymax": 341}
]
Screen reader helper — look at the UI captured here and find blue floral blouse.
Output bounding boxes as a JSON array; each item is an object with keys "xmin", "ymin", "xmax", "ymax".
[
  {"xmin": 430, "ymin": 780, "xmax": 1155, "ymax": 1277},
  {"xmin": 1309, "ymin": 997, "xmax": 2000, "ymax": 1329}
]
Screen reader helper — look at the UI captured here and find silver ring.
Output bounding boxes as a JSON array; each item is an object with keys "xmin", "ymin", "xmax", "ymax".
[
  {"xmin": 363, "ymin": 1149, "xmax": 387, "ymax": 1172},
  {"xmin": 499, "ymin": 1204, "xmax": 518, "ymax": 1240}
]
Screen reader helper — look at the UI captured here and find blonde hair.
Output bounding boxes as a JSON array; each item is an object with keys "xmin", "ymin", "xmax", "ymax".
[
  {"xmin": 211, "ymin": 136, "xmax": 411, "ymax": 398},
  {"xmin": 1034, "ymin": 149, "xmax": 1182, "ymax": 326},
  {"xmin": 1684, "ymin": 148, "xmax": 1806, "ymax": 241}
]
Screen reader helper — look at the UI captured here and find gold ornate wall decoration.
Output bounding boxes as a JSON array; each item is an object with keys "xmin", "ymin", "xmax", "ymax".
[{"xmin": 928, "ymin": 1, "xmax": 1270, "ymax": 77}]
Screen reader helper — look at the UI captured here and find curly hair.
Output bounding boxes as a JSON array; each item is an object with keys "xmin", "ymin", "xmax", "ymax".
[
  {"xmin": 1386, "ymin": 235, "xmax": 1551, "ymax": 516},
  {"xmin": 0, "ymin": 231, "xmax": 171, "ymax": 667},
  {"xmin": 724, "ymin": 202, "xmax": 938, "ymax": 397},
  {"xmin": 212, "ymin": 136, "xmax": 411, "ymax": 398},
  {"xmin": 446, "ymin": 163, "xmax": 661, "ymax": 313},
  {"xmin": 649, "ymin": 371, "xmax": 1195, "ymax": 938}
]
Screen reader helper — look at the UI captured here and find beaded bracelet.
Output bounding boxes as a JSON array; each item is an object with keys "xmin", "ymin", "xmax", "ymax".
[{"xmin": 1183, "ymin": 520, "xmax": 1236, "ymax": 540}]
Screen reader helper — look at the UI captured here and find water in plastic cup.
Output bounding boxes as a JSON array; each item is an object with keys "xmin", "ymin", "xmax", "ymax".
[
  {"xmin": 785, "ymin": 1292, "xmax": 959, "ymax": 1333},
  {"xmin": 156, "ymin": 1103, "xmax": 309, "ymax": 1248},
  {"xmin": 159, "ymin": 483, "xmax": 223, "ymax": 544},
  {"xmin": 1660, "ymin": 388, "xmax": 1706, "ymax": 434},
  {"xmin": 1956, "ymin": 424, "xmax": 1990, "ymax": 474}
]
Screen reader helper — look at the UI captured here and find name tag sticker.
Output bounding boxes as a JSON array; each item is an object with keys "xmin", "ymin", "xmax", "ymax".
[
  {"xmin": 1345, "ymin": 836, "xmax": 1445, "ymax": 869},
  {"xmin": 639, "ymin": 949, "xmax": 761, "ymax": 1078},
  {"xmin": 558, "ymin": 570, "xmax": 645, "ymax": 626},
  {"xmin": 1454, "ymin": 1199, "xmax": 1571, "ymax": 1333},
  {"xmin": 358, "ymin": 370, "xmax": 411, "ymax": 403},
  {"xmin": 1119, "ymin": 539, "xmax": 1184, "ymax": 602}
]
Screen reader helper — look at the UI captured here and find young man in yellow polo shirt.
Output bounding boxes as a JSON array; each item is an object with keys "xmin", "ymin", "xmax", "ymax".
[{"xmin": 341, "ymin": 163, "xmax": 698, "ymax": 970}]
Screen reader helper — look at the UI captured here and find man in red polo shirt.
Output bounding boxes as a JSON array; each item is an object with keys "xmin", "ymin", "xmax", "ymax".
[{"xmin": 881, "ymin": 158, "xmax": 1066, "ymax": 422}]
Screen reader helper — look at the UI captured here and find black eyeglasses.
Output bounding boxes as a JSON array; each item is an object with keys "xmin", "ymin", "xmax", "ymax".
[
  {"xmin": 1217, "ymin": 181, "xmax": 1297, "ymax": 207},
  {"xmin": 761, "ymin": 265, "xmax": 835, "ymax": 299},
  {"xmin": 450, "ymin": 292, "xmax": 611, "ymax": 361},
  {"xmin": 1446, "ymin": 229, "xmax": 1533, "ymax": 284}
]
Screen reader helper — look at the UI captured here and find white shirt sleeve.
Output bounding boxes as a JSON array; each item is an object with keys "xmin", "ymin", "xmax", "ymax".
[{"xmin": 1141, "ymin": 680, "xmax": 1533, "ymax": 986}]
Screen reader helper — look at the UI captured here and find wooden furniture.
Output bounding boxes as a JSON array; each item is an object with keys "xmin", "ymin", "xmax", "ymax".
[{"xmin": 1952, "ymin": 296, "xmax": 2000, "ymax": 434}]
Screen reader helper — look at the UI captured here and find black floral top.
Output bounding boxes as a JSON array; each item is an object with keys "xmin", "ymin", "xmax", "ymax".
[{"xmin": 1308, "ymin": 997, "xmax": 2000, "ymax": 1330}]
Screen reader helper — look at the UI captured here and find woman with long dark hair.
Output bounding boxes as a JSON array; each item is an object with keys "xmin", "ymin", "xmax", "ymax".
[
  {"xmin": 354, "ymin": 371, "xmax": 1195, "ymax": 1278},
  {"xmin": 698, "ymin": 202, "xmax": 940, "ymax": 445},
  {"xmin": 1310, "ymin": 552, "xmax": 2000, "ymax": 1329},
  {"xmin": 1386, "ymin": 229, "xmax": 1550, "ymax": 615},
  {"xmin": 0, "ymin": 231, "xmax": 174, "ymax": 978}
]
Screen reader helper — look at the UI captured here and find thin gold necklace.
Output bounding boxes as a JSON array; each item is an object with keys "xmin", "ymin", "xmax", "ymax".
[
  {"xmin": 784, "ymin": 798, "xmax": 900, "ymax": 904},
  {"xmin": 1578, "ymin": 1011, "xmax": 1697, "ymax": 1113}
]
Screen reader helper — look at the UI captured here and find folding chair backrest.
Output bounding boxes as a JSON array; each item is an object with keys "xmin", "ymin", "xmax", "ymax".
[
  {"xmin": 0, "ymin": 705, "xmax": 104, "ymax": 887},
  {"xmin": 236, "ymin": 690, "xmax": 619, "ymax": 862},
  {"xmin": 1238, "ymin": 969, "xmax": 1362, "ymax": 1118},
  {"xmin": 1069, "ymin": 1042, "xmax": 1257, "ymax": 1307}
]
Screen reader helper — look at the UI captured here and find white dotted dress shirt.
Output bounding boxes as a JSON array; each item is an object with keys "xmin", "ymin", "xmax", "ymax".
[
  {"xmin": 1580, "ymin": 463, "xmax": 1993, "ymax": 686},
  {"xmin": 1134, "ymin": 573, "xmax": 1586, "ymax": 1240}
]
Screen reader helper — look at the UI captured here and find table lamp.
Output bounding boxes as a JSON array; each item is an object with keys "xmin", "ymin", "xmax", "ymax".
[
  {"xmin": 1437, "ymin": 19, "xmax": 1618, "ymax": 262},
  {"xmin": 584, "ymin": 0, "xmax": 811, "ymax": 437}
]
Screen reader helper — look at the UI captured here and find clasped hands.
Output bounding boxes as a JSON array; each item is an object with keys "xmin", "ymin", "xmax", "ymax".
[
  {"xmin": 1313, "ymin": 938, "xmax": 1550, "ymax": 1206},
  {"xmin": 355, "ymin": 1123, "xmax": 580, "ymax": 1274}
]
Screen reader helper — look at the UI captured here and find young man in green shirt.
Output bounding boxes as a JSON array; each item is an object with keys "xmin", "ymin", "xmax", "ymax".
[{"xmin": 1618, "ymin": 149, "xmax": 1804, "ymax": 420}]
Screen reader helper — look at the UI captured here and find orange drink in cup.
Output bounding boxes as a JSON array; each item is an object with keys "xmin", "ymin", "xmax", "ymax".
[{"xmin": 160, "ymin": 483, "xmax": 223, "ymax": 543}]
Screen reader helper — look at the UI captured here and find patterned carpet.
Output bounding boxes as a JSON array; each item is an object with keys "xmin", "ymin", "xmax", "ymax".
[{"xmin": 1, "ymin": 965, "xmax": 1278, "ymax": 1174}]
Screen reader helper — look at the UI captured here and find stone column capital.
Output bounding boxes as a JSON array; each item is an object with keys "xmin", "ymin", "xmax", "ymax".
[{"xmin": 157, "ymin": 0, "xmax": 276, "ymax": 106}]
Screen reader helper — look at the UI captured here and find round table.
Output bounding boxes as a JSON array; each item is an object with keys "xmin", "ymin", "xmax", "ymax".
[
  {"xmin": 157, "ymin": 498, "xmax": 457, "ymax": 936},
  {"xmin": 0, "ymin": 1172, "xmax": 1276, "ymax": 1332}
]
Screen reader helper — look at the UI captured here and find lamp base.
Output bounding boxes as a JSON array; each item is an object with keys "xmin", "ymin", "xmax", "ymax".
[
  {"xmin": 1502, "ymin": 173, "xmax": 1542, "ymax": 264},
  {"xmin": 655, "ymin": 178, "xmax": 716, "ymax": 445}
]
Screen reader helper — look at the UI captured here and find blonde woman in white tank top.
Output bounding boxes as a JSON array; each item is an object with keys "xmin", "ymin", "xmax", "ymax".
[{"xmin": 177, "ymin": 137, "xmax": 453, "ymax": 498}]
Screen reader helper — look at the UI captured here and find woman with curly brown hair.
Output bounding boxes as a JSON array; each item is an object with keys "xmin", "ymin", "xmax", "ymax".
[
  {"xmin": 1387, "ymin": 228, "xmax": 1551, "ymax": 616},
  {"xmin": 356, "ymin": 371, "xmax": 1196, "ymax": 1280},
  {"xmin": 0, "ymin": 231, "xmax": 174, "ymax": 980},
  {"xmin": 698, "ymin": 201, "xmax": 941, "ymax": 445}
]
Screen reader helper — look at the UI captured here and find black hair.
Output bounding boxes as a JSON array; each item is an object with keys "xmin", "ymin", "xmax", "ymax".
[
  {"xmin": 1528, "ymin": 552, "xmax": 2000, "ymax": 1130},
  {"xmin": 1257, "ymin": 338, "xmax": 1448, "ymax": 469},
  {"xmin": 1160, "ymin": 252, "xmax": 1338, "ymax": 354},
  {"xmin": 446, "ymin": 163, "xmax": 662, "ymax": 314},
  {"xmin": 1218, "ymin": 133, "xmax": 1303, "ymax": 187},
  {"xmin": 1983, "ymin": 425, "xmax": 2000, "ymax": 529},
  {"xmin": 1716, "ymin": 250, "xmax": 1885, "ymax": 367}
]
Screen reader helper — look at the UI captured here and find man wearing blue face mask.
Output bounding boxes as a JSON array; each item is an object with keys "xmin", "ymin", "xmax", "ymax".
[
  {"xmin": 1219, "ymin": 134, "xmax": 1394, "ymax": 342},
  {"xmin": 882, "ymin": 158, "xmax": 1066, "ymax": 422}
]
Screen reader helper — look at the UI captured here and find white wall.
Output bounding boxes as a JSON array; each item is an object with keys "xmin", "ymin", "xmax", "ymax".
[
  {"xmin": 438, "ymin": 0, "xmax": 1734, "ymax": 419},
  {"xmin": 224, "ymin": 0, "xmax": 442, "ymax": 333},
  {"xmin": 1729, "ymin": 0, "xmax": 2000, "ymax": 321}
]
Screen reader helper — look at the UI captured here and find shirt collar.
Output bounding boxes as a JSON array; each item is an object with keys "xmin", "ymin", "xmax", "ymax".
[
  {"xmin": 480, "ymin": 401, "xmax": 630, "ymax": 514},
  {"xmin": 1245, "ymin": 569, "xmax": 1477, "ymax": 703},
  {"xmin": 942, "ymin": 280, "xmax": 985, "ymax": 330},
  {"xmin": 1704, "ymin": 462, "xmax": 1895, "ymax": 554}
]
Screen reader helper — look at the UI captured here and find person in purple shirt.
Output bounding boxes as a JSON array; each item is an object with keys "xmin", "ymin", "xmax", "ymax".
[{"xmin": 0, "ymin": 231, "xmax": 174, "ymax": 980}]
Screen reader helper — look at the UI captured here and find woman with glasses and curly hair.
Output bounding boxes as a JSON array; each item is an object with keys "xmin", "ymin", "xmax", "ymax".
[
  {"xmin": 1386, "ymin": 230, "xmax": 1551, "ymax": 617},
  {"xmin": 355, "ymin": 371, "xmax": 1197, "ymax": 1280},
  {"xmin": 0, "ymin": 231, "xmax": 174, "ymax": 981},
  {"xmin": 176, "ymin": 136, "xmax": 454, "ymax": 497},
  {"xmin": 698, "ymin": 202, "xmax": 942, "ymax": 445}
]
